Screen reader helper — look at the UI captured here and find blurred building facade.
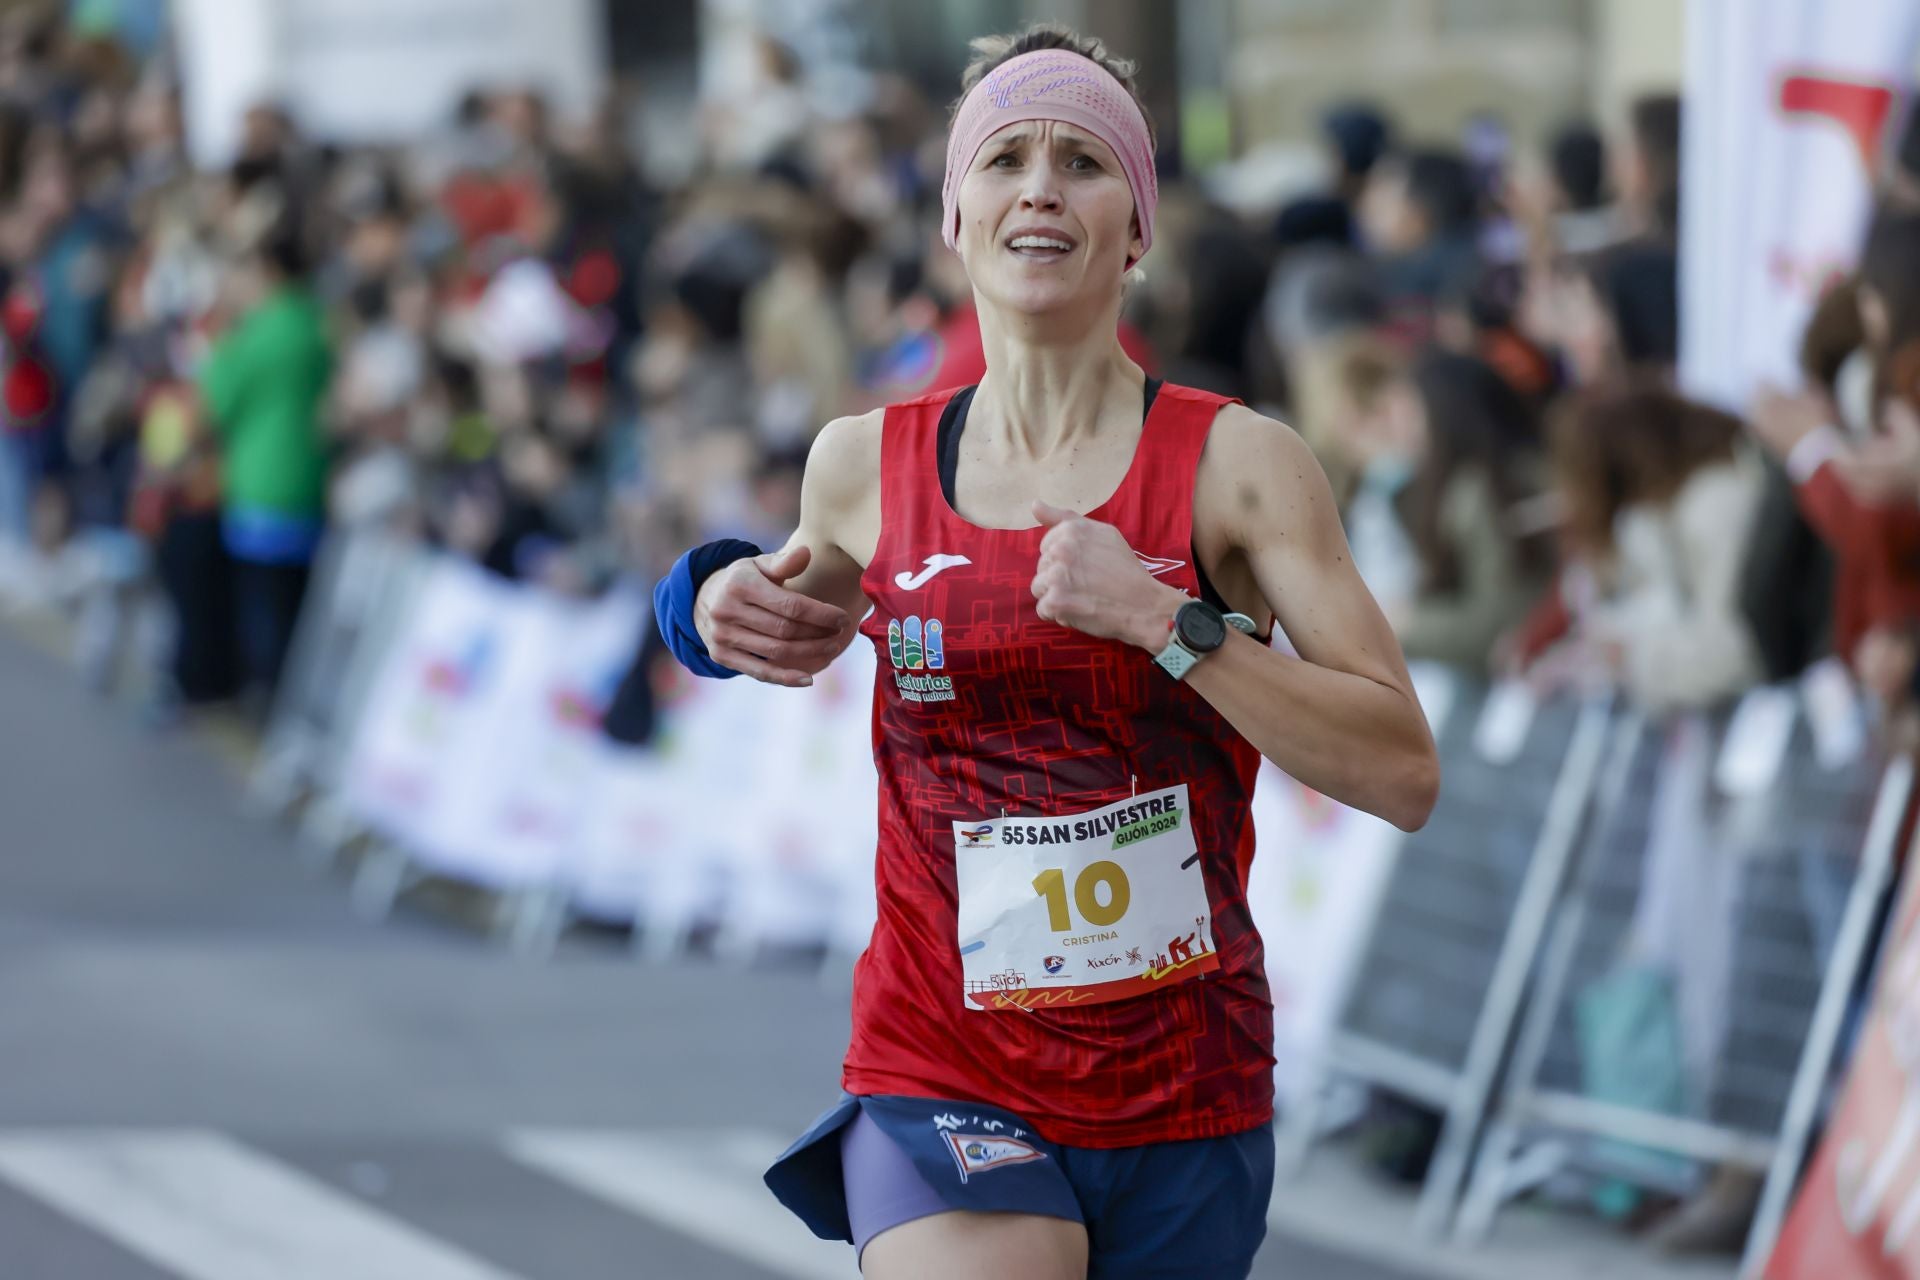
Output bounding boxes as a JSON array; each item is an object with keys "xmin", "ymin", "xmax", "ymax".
[{"xmin": 698, "ymin": 0, "xmax": 1685, "ymax": 167}]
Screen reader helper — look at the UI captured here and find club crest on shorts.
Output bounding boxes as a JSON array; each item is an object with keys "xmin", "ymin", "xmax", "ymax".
[{"xmin": 943, "ymin": 1131, "xmax": 1046, "ymax": 1182}]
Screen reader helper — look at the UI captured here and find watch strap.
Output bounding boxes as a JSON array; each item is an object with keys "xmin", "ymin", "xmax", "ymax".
[{"xmin": 1152, "ymin": 636, "xmax": 1202, "ymax": 680}]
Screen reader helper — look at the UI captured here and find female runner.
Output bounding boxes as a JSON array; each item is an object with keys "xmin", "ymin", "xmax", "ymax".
[{"xmin": 654, "ymin": 24, "xmax": 1439, "ymax": 1279}]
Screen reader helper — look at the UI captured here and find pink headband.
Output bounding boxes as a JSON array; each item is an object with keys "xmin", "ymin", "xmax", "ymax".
[{"xmin": 942, "ymin": 49, "xmax": 1157, "ymax": 270}]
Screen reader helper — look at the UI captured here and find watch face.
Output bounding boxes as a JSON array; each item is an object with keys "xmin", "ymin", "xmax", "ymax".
[{"xmin": 1176, "ymin": 602, "xmax": 1228, "ymax": 653}]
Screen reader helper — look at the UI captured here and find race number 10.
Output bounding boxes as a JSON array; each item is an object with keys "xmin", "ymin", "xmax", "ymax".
[{"xmin": 1032, "ymin": 861, "xmax": 1131, "ymax": 932}]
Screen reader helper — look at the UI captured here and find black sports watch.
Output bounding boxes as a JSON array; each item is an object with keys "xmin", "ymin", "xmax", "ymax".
[{"xmin": 1152, "ymin": 599, "xmax": 1228, "ymax": 680}]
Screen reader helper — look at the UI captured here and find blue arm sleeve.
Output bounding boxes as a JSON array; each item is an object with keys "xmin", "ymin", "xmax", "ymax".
[{"xmin": 653, "ymin": 540, "xmax": 762, "ymax": 678}]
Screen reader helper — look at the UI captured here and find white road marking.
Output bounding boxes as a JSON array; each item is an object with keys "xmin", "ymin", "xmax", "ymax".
[
  {"xmin": 0, "ymin": 1129, "xmax": 524, "ymax": 1280},
  {"xmin": 506, "ymin": 1127, "xmax": 855, "ymax": 1280}
]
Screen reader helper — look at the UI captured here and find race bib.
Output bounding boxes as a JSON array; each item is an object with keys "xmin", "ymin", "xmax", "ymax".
[{"xmin": 953, "ymin": 783, "xmax": 1217, "ymax": 1012}]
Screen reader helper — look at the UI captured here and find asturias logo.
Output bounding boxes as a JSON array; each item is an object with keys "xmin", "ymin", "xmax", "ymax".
[
  {"xmin": 887, "ymin": 615, "xmax": 957, "ymax": 705},
  {"xmin": 887, "ymin": 615, "xmax": 945, "ymax": 670}
]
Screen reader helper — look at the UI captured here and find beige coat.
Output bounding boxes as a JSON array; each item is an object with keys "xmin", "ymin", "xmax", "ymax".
[
  {"xmin": 1587, "ymin": 449, "xmax": 1768, "ymax": 713},
  {"xmin": 1396, "ymin": 466, "xmax": 1555, "ymax": 673}
]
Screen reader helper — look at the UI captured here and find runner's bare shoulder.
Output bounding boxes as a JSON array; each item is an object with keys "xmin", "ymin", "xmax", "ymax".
[
  {"xmin": 806, "ymin": 408, "xmax": 885, "ymax": 493},
  {"xmin": 1190, "ymin": 402, "xmax": 1325, "ymax": 551},
  {"xmin": 801, "ymin": 408, "xmax": 885, "ymax": 566}
]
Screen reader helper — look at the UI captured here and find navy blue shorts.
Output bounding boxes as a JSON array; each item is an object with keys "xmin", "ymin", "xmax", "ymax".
[{"xmin": 763, "ymin": 1094, "xmax": 1274, "ymax": 1278}]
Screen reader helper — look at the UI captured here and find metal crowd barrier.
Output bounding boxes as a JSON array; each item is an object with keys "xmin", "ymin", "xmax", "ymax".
[
  {"xmin": 251, "ymin": 530, "xmax": 430, "ymax": 866},
  {"xmin": 1454, "ymin": 697, "xmax": 1913, "ymax": 1277},
  {"xmin": 1275, "ymin": 682, "xmax": 1615, "ymax": 1236}
]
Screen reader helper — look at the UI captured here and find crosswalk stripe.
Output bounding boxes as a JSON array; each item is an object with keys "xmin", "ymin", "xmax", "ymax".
[
  {"xmin": 0, "ymin": 1130, "xmax": 525, "ymax": 1280},
  {"xmin": 506, "ymin": 1128, "xmax": 855, "ymax": 1280}
]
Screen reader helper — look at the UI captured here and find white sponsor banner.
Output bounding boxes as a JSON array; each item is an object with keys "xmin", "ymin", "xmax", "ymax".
[
  {"xmin": 339, "ymin": 558, "xmax": 522, "ymax": 862},
  {"xmin": 450, "ymin": 588, "xmax": 648, "ymax": 888},
  {"xmin": 640, "ymin": 669, "xmax": 793, "ymax": 944},
  {"xmin": 1681, "ymin": 0, "xmax": 1920, "ymax": 410},
  {"xmin": 814, "ymin": 641, "xmax": 883, "ymax": 960},
  {"xmin": 173, "ymin": 0, "xmax": 604, "ymax": 169},
  {"xmin": 731, "ymin": 638, "xmax": 878, "ymax": 953},
  {"xmin": 570, "ymin": 745, "xmax": 691, "ymax": 924},
  {"xmin": 1247, "ymin": 664, "xmax": 1457, "ymax": 1105},
  {"xmin": 572, "ymin": 640, "xmax": 821, "ymax": 940}
]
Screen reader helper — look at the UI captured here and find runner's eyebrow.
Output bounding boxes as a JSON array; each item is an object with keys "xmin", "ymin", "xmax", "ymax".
[{"xmin": 985, "ymin": 126, "xmax": 1110, "ymax": 160}]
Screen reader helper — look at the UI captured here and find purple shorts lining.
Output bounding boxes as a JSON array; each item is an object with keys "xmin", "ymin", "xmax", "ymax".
[{"xmin": 840, "ymin": 1106, "xmax": 954, "ymax": 1260}]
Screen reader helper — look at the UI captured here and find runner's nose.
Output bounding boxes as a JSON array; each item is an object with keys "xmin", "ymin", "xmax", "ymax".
[{"xmin": 1018, "ymin": 173, "xmax": 1064, "ymax": 215}]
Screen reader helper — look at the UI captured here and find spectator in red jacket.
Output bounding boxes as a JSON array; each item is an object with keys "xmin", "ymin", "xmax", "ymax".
[{"xmin": 1747, "ymin": 210, "xmax": 1920, "ymax": 701}]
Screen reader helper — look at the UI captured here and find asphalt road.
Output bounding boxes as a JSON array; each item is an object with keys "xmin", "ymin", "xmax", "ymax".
[{"xmin": 0, "ymin": 625, "xmax": 1421, "ymax": 1280}]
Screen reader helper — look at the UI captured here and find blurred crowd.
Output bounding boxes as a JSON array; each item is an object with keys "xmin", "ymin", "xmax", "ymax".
[
  {"xmin": 6, "ymin": 9, "xmax": 1917, "ymax": 750},
  {"xmin": 4, "ymin": 5, "xmax": 1920, "ymax": 1257}
]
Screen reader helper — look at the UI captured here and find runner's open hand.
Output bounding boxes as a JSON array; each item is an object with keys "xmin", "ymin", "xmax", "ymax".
[
  {"xmin": 1030, "ymin": 502, "xmax": 1187, "ymax": 651},
  {"xmin": 695, "ymin": 546, "xmax": 856, "ymax": 688}
]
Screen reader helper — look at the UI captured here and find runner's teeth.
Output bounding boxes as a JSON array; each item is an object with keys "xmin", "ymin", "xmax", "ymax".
[{"xmin": 1010, "ymin": 237, "xmax": 1072, "ymax": 250}]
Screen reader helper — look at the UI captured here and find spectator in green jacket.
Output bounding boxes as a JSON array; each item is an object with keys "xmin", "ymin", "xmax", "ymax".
[{"xmin": 198, "ymin": 221, "xmax": 331, "ymax": 700}]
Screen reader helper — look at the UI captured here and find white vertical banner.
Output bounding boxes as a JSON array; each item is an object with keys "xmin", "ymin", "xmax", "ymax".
[
  {"xmin": 172, "ymin": 0, "xmax": 280, "ymax": 171},
  {"xmin": 172, "ymin": 0, "xmax": 606, "ymax": 169},
  {"xmin": 1681, "ymin": 0, "xmax": 1920, "ymax": 410}
]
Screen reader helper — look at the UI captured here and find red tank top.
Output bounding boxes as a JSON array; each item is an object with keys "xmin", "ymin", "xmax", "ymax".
[{"xmin": 841, "ymin": 380, "xmax": 1276, "ymax": 1148}]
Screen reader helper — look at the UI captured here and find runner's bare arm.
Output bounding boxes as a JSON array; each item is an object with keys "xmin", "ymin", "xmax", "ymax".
[
  {"xmin": 1184, "ymin": 405, "xmax": 1438, "ymax": 830},
  {"xmin": 773, "ymin": 409, "xmax": 882, "ymax": 614},
  {"xmin": 693, "ymin": 410, "xmax": 879, "ymax": 687}
]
